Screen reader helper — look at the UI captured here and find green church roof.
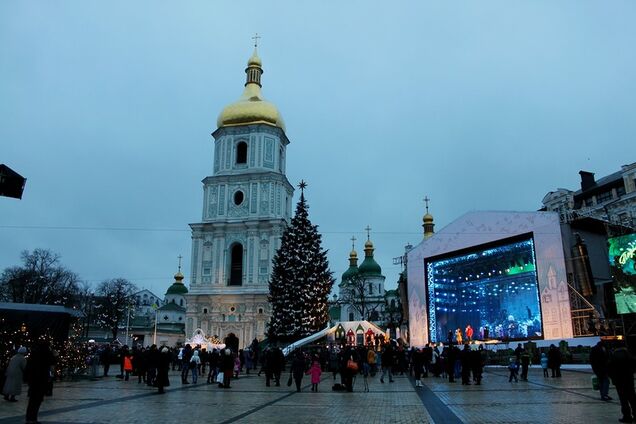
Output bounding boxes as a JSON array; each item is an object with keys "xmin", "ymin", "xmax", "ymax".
[
  {"xmin": 165, "ymin": 271, "xmax": 188, "ymax": 295},
  {"xmin": 358, "ymin": 256, "xmax": 382, "ymax": 276},
  {"xmin": 166, "ymin": 283, "xmax": 188, "ymax": 295}
]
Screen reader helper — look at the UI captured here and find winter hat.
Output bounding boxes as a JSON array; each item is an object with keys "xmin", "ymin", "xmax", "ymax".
[
  {"xmin": 18, "ymin": 346, "xmax": 27, "ymax": 354},
  {"xmin": 161, "ymin": 347, "xmax": 169, "ymax": 353},
  {"xmin": 225, "ymin": 349, "xmax": 231, "ymax": 355}
]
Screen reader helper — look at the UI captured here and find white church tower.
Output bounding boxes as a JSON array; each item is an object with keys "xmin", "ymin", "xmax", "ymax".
[{"xmin": 186, "ymin": 45, "xmax": 293, "ymax": 348}]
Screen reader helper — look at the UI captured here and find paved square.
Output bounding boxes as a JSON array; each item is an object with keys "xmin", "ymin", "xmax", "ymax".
[{"xmin": 0, "ymin": 366, "xmax": 620, "ymax": 423}]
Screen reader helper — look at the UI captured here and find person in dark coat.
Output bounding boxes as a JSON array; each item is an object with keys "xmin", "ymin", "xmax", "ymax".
[
  {"xmin": 181, "ymin": 345, "xmax": 192, "ymax": 384},
  {"xmin": 547, "ymin": 344, "xmax": 562, "ymax": 378},
  {"xmin": 460, "ymin": 344, "xmax": 472, "ymax": 385},
  {"xmin": 220, "ymin": 349, "xmax": 235, "ymax": 389},
  {"xmin": 445, "ymin": 346, "xmax": 458, "ymax": 383},
  {"xmin": 411, "ymin": 348, "xmax": 424, "ymax": 387},
  {"xmin": 24, "ymin": 340, "xmax": 54, "ymax": 424},
  {"xmin": 590, "ymin": 341, "xmax": 612, "ymax": 401},
  {"xmin": 269, "ymin": 348, "xmax": 284, "ymax": 387},
  {"xmin": 100, "ymin": 344, "xmax": 112, "ymax": 377},
  {"xmin": 156, "ymin": 347, "xmax": 171, "ymax": 394},
  {"xmin": 609, "ymin": 345, "xmax": 636, "ymax": 423},
  {"xmin": 291, "ymin": 351, "xmax": 306, "ymax": 392},
  {"xmin": 340, "ymin": 347, "xmax": 358, "ymax": 392},
  {"xmin": 380, "ymin": 344, "xmax": 394, "ymax": 383},
  {"xmin": 471, "ymin": 345, "xmax": 485, "ymax": 385}
]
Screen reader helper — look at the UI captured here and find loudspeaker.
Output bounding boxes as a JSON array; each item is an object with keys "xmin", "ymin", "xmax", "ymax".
[{"xmin": 0, "ymin": 164, "xmax": 26, "ymax": 199}]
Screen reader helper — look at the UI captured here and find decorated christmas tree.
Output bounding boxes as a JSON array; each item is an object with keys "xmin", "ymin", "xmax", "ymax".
[{"xmin": 267, "ymin": 181, "xmax": 334, "ymax": 342}]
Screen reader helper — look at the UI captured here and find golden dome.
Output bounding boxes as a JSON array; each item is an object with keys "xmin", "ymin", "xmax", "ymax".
[
  {"xmin": 217, "ymin": 49, "xmax": 285, "ymax": 131},
  {"xmin": 423, "ymin": 213, "xmax": 434, "ymax": 223},
  {"xmin": 247, "ymin": 50, "xmax": 262, "ymax": 67},
  {"xmin": 349, "ymin": 249, "xmax": 358, "ymax": 259},
  {"xmin": 364, "ymin": 239, "xmax": 374, "ymax": 250}
]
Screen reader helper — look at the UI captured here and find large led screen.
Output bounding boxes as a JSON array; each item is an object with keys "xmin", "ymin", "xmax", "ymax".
[
  {"xmin": 426, "ymin": 235, "xmax": 543, "ymax": 343},
  {"xmin": 609, "ymin": 233, "xmax": 636, "ymax": 314}
]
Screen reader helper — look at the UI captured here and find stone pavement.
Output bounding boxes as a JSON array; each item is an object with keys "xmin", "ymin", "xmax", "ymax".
[{"xmin": 0, "ymin": 366, "xmax": 621, "ymax": 423}]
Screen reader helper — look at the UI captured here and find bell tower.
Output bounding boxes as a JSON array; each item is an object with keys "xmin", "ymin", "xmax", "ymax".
[{"xmin": 187, "ymin": 43, "xmax": 294, "ymax": 348}]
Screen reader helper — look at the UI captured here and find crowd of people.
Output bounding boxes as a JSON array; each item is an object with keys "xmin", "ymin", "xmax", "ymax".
[{"xmin": 3, "ymin": 337, "xmax": 636, "ymax": 423}]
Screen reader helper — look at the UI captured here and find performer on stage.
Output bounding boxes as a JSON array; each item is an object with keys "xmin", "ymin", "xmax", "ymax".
[{"xmin": 465, "ymin": 324, "xmax": 473, "ymax": 342}]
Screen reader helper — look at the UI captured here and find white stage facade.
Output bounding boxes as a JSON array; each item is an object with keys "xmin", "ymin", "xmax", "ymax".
[{"xmin": 407, "ymin": 211, "xmax": 574, "ymax": 347}]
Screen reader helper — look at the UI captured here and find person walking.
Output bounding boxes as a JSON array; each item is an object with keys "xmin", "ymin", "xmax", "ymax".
[
  {"xmin": 3, "ymin": 347, "xmax": 27, "ymax": 402},
  {"xmin": 590, "ymin": 341, "xmax": 612, "ymax": 401},
  {"xmin": 609, "ymin": 344, "xmax": 636, "ymax": 423},
  {"xmin": 156, "ymin": 347, "xmax": 171, "ymax": 394},
  {"xmin": 291, "ymin": 351, "xmax": 306, "ymax": 392},
  {"xmin": 306, "ymin": 356, "xmax": 322, "ymax": 392},
  {"xmin": 508, "ymin": 357, "xmax": 519, "ymax": 383},
  {"xmin": 380, "ymin": 345, "xmax": 394, "ymax": 383},
  {"xmin": 412, "ymin": 347, "xmax": 424, "ymax": 387},
  {"xmin": 24, "ymin": 340, "xmax": 55, "ymax": 424}
]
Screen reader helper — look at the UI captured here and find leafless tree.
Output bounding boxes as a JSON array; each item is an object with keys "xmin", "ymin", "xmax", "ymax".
[
  {"xmin": 0, "ymin": 248, "xmax": 80, "ymax": 306},
  {"xmin": 94, "ymin": 278, "xmax": 138, "ymax": 341},
  {"xmin": 338, "ymin": 273, "xmax": 383, "ymax": 322}
]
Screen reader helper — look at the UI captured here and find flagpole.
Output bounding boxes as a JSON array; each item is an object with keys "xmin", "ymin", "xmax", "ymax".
[
  {"xmin": 153, "ymin": 308, "xmax": 158, "ymax": 345},
  {"xmin": 125, "ymin": 304, "xmax": 131, "ymax": 346}
]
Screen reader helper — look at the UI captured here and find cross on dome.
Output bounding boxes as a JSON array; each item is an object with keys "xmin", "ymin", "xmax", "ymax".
[
  {"xmin": 252, "ymin": 33, "xmax": 261, "ymax": 48},
  {"xmin": 177, "ymin": 255, "xmax": 183, "ymax": 272},
  {"xmin": 424, "ymin": 196, "xmax": 430, "ymax": 214},
  {"xmin": 365, "ymin": 225, "xmax": 372, "ymax": 241},
  {"xmin": 350, "ymin": 235, "xmax": 357, "ymax": 250}
]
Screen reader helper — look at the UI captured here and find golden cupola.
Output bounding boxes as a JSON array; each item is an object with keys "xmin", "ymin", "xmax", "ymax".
[{"xmin": 216, "ymin": 49, "xmax": 286, "ymax": 131}]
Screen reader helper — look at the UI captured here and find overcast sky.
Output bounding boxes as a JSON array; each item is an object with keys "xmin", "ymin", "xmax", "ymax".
[{"xmin": 1, "ymin": 1, "xmax": 635, "ymax": 297}]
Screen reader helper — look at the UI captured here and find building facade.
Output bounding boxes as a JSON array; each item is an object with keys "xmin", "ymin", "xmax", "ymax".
[
  {"xmin": 542, "ymin": 162, "xmax": 636, "ymax": 229},
  {"xmin": 186, "ymin": 49, "xmax": 294, "ymax": 348}
]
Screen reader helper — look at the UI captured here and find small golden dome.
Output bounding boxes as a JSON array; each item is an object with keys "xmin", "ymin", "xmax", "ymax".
[
  {"xmin": 364, "ymin": 240, "xmax": 374, "ymax": 249},
  {"xmin": 217, "ymin": 49, "xmax": 285, "ymax": 131},
  {"xmin": 423, "ymin": 213, "xmax": 434, "ymax": 223},
  {"xmin": 349, "ymin": 249, "xmax": 358, "ymax": 259},
  {"xmin": 174, "ymin": 271, "xmax": 184, "ymax": 281},
  {"xmin": 247, "ymin": 49, "xmax": 262, "ymax": 67}
]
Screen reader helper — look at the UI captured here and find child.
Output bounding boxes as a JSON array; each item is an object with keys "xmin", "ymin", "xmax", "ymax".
[
  {"xmin": 508, "ymin": 357, "xmax": 519, "ymax": 382},
  {"xmin": 306, "ymin": 357, "xmax": 322, "ymax": 392},
  {"xmin": 362, "ymin": 361, "xmax": 370, "ymax": 392},
  {"xmin": 540, "ymin": 352, "xmax": 549, "ymax": 378}
]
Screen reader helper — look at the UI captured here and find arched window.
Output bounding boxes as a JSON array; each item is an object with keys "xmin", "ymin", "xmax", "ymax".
[
  {"xmin": 180, "ymin": 299, "xmax": 184, "ymax": 306},
  {"xmin": 390, "ymin": 299, "xmax": 396, "ymax": 309},
  {"xmin": 229, "ymin": 244, "xmax": 243, "ymax": 286},
  {"xmin": 236, "ymin": 142, "xmax": 247, "ymax": 164},
  {"xmin": 369, "ymin": 284, "xmax": 373, "ymax": 295},
  {"xmin": 349, "ymin": 312, "xmax": 354, "ymax": 321},
  {"xmin": 203, "ymin": 308, "xmax": 208, "ymax": 314}
]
